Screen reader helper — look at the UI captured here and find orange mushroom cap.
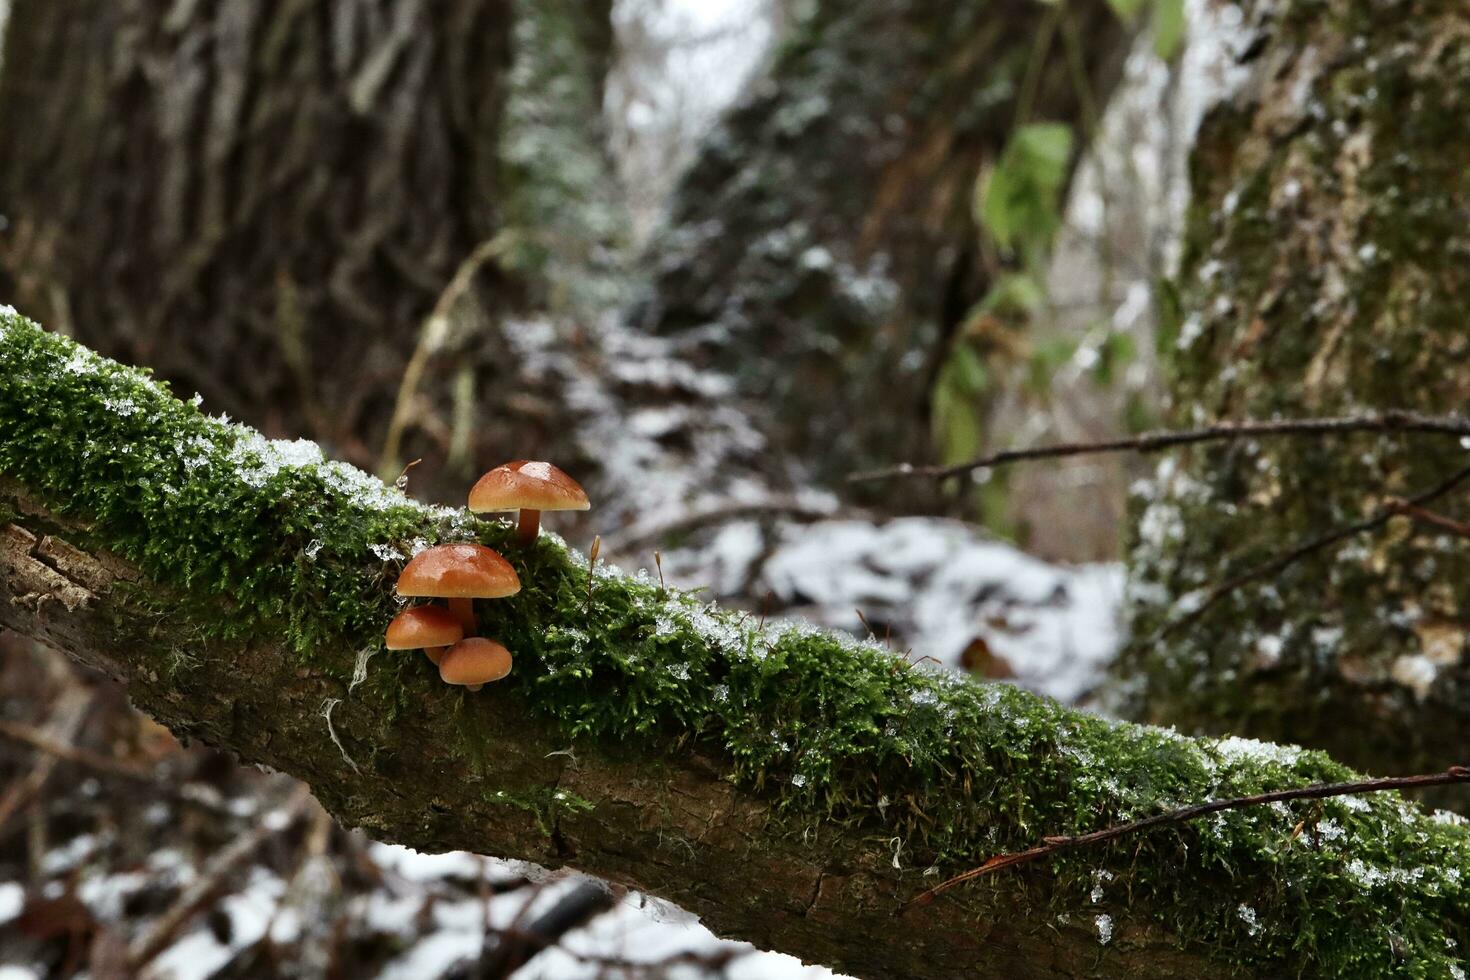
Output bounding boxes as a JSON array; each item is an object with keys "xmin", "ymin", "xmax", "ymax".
[
  {"xmin": 396, "ymin": 543, "xmax": 520, "ymax": 599},
  {"xmin": 385, "ymin": 606, "xmax": 463, "ymax": 650},
  {"xmin": 439, "ymin": 637, "xmax": 513, "ymax": 686},
  {"xmin": 468, "ymin": 460, "xmax": 590, "ymax": 514}
]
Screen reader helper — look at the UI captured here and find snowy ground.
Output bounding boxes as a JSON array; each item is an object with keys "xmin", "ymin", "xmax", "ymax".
[{"xmin": 660, "ymin": 518, "xmax": 1125, "ymax": 706}]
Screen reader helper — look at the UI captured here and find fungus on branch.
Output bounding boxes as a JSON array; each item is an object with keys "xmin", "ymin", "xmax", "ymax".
[
  {"xmin": 469, "ymin": 460, "xmax": 590, "ymax": 545},
  {"xmin": 395, "ymin": 543, "xmax": 519, "ymax": 635},
  {"xmin": 439, "ymin": 637, "xmax": 514, "ymax": 692},
  {"xmin": 385, "ymin": 605, "xmax": 463, "ymax": 665}
]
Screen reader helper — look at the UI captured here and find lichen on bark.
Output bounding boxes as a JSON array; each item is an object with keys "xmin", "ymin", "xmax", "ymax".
[
  {"xmin": 1118, "ymin": 0, "xmax": 1470, "ymax": 799},
  {"xmin": 4, "ymin": 310, "xmax": 1470, "ymax": 976}
]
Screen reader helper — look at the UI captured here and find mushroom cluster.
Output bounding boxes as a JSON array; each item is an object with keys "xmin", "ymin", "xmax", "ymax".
[{"xmin": 384, "ymin": 461, "xmax": 589, "ymax": 692}]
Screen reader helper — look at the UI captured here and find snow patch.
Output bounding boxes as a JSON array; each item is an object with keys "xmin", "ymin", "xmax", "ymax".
[{"xmin": 0, "ymin": 881, "xmax": 23, "ymax": 925}]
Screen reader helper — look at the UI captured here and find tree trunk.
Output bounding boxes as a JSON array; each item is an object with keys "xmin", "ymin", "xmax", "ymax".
[
  {"xmin": 635, "ymin": 0, "xmax": 1130, "ymax": 492},
  {"xmin": 0, "ymin": 0, "xmax": 615, "ymax": 492},
  {"xmin": 1119, "ymin": 0, "xmax": 1470, "ymax": 800},
  {"xmin": 4, "ymin": 313, "xmax": 1470, "ymax": 978}
]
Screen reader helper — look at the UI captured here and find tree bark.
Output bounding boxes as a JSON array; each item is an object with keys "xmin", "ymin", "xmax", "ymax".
[
  {"xmin": 0, "ymin": 0, "xmax": 615, "ymax": 493},
  {"xmin": 635, "ymin": 0, "xmax": 1130, "ymax": 491},
  {"xmin": 4, "ymin": 314, "xmax": 1470, "ymax": 978},
  {"xmin": 1118, "ymin": 0, "xmax": 1470, "ymax": 802}
]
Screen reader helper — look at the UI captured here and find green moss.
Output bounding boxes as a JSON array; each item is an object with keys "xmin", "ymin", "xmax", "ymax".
[{"xmin": 3, "ymin": 312, "xmax": 1470, "ymax": 975}]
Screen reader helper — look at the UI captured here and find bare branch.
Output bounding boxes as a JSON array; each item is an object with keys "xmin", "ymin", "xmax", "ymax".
[
  {"xmin": 0, "ymin": 717, "xmax": 156, "ymax": 783},
  {"xmin": 850, "ymin": 412, "xmax": 1470, "ymax": 483},
  {"xmin": 909, "ymin": 764, "xmax": 1470, "ymax": 909},
  {"xmin": 1383, "ymin": 497, "xmax": 1470, "ymax": 539},
  {"xmin": 1154, "ymin": 461, "xmax": 1470, "ymax": 640}
]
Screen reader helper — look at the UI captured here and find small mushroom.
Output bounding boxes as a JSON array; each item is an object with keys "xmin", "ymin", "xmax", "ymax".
[
  {"xmin": 438, "ymin": 637, "xmax": 513, "ymax": 691},
  {"xmin": 396, "ymin": 543, "xmax": 520, "ymax": 635},
  {"xmin": 385, "ymin": 605, "xmax": 463, "ymax": 665},
  {"xmin": 469, "ymin": 460, "xmax": 590, "ymax": 546}
]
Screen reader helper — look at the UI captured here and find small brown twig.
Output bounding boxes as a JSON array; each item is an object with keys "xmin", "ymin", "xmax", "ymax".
[
  {"xmin": 906, "ymin": 764, "xmax": 1470, "ymax": 910},
  {"xmin": 1383, "ymin": 497, "xmax": 1470, "ymax": 538},
  {"xmin": 377, "ymin": 236, "xmax": 507, "ymax": 479},
  {"xmin": 601, "ymin": 496, "xmax": 855, "ymax": 556},
  {"xmin": 128, "ymin": 784, "xmax": 313, "ymax": 970},
  {"xmin": 0, "ymin": 688, "xmax": 91, "ymax": 830},
  {"xmin": 0, "ymin": 718, "xmax": 155, "ymax": 783},
  {"xmin": 850, "ymin": 411, "xmax": 1470, "ymax": 483},
  {"xmin": 585, "ymin": 535, "xmax": 601, "ymax": 616},
  {"xmin": 1155, "ymin": 461, "xmax": 1470, "ymax": 640}
]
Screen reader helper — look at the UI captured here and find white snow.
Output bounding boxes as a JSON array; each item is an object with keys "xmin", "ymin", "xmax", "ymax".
[
  {"xmin": 144, "ymin": 871, "xmax": 284, "ymax": 980},
  {"xmin": 1237, "ymin": 903, "xmax": 1261, "ymax": 937},
  {"xmin": 1210, "ymin": 735, "xmax": 1302, "ymax": 768},
  {"xmin": 363, "ymin": 846, "xmax": 840, "ymax": 979},
  {"xmin": 0, "ymin": 882, "xmax": 23, "ymax": 926},
  {"xmin": 668, "ymin": 517, "xmax": 1125, "ymax": 704},
  {"xmin": 1391, "ymin": 653, "xmax": 1442, "ymax": 700}
]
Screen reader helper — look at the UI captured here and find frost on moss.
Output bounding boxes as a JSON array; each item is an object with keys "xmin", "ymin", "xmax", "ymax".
[{"xmin": 3, "ymin": 312, "xmax": 1470, "ymax": 974}]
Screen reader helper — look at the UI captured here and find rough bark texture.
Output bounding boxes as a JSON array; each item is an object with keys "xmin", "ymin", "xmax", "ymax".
[
  {"xmin": 635, "ymin": 0, "xmax": 1130, "ymax": 492},
  {"xmin": 1119, "ymin": 0, "xmax": 1470, "ymax": 799},
  {"xmin": 0, "ymin": 0, "xmax": 616, "ymax": 494},
  {"xmin": 4, "ymin": 315, "xmax": 1470, "ymax": 977}
]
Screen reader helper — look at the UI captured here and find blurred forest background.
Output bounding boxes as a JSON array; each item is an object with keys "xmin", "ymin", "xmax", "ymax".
[{"xmin": 2, "ymin": 0, "xmax": 1467, "ymax": 976}]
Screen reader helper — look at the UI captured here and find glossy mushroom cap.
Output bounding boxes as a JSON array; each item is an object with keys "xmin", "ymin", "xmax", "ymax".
[
  {"xmin": 468, "ymin": 460, "xmax": 590, "ymax": 514},
  {"xmin": 396, "ymin": 543, "xmax": 520, "ymax": 598},
  {"xmin": 385, "ymin": 606, "xmax": 463, "ymax": 650},
  {"xmin": 439, "ymin": 637, "xmax": 513, "ymax": 686}
]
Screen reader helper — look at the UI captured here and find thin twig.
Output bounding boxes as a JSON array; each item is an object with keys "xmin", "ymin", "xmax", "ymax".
[
  {"xmin": 377, "ymin": 237, "xmax": 506, "ymax": 478},
  {"xmin": 907, "ymin": 764, "xmax": 1470, "ymax": 910},
  {"xmin": 601, "ymin": 497, "xmax": 855, "ymax": 555},
  {"xmin": 1384, "ymin": 497, "xmax": 1470, "ymax": 539},
  {"xmin": 0, "ymin": 688, "xmax": 90, "ymax": 829},
  {"xmin": 1155, "ymin": 461, "xmax": 1470, "ymax": 640},
  {"xmin": 0, "ymin": 718, "xmax": 155, "ymax": 782},
  {"xmin": 850, "ymin": 411, "xmax": 1470, "ymax": 483},
  {"xmin": 477, "ymin": 880, "xmax": 616, "ymax": 977},
  {"xmin": 128, "ymin": 784, "xmax": 313, "ymax": 970}
]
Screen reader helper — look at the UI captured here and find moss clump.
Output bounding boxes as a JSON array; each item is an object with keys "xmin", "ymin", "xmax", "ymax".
[{"xmin": 3, "ymin": 311, "xmax": 1470, "ymax": 975}]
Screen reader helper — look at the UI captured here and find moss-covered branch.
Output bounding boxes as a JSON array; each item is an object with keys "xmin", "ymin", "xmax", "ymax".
[{"xmin": 2, "ymin": 311, "xmax": 1468, "ymax": 978}]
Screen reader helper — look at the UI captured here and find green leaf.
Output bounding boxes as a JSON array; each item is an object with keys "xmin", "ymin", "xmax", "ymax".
[
  {"xmin": 979, "ymin": 123, "xmax": 1074, "ymax": 257},
  {"xmin": 948, "ymin": 343, "xmax": 990, "ymax": 396},
  {"xmin": 980, "ymin": 272, "xmax": 1046, "ymax": 317},
  {"xmin": 931, "ymin": 380, "xmax": 985, "ymax": 466},
  {"xmin": 1106, "ymin": 0, "xmax": 1147, "ymax": 22},
  {"xmin": 1152, "ymin": 276, "xmax": 1182, "ymax": 358},
  {"xmin": 1026, "ymin": 336, "xmax": 1077, "ymax": 396},
  {"xmin": 1152, "ymin": 0, "xmax": 1187, "ymax": 59},
  {"xmin": 1093, "ymin": 330, "xmax": 1137, "ymax": 386}
]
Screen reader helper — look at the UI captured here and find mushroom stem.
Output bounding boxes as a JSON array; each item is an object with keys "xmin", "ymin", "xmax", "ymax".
[
  {"xmin": 447, "ymin": 597, "xmax": 476, "ymax": 636},
  {"xmin": 516, "ymin": 508, "xmax": 541, "ymax": 545},
  {"xmin": 467, "ymin": 683, "xmax": 484, "ymax": 693},
  {"xmin": 425, "ymin": 647, "xmax": 446, "ymax": 666}
]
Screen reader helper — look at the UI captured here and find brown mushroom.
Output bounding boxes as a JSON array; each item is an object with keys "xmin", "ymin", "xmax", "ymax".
[
  {"xmin": 385, "ymin": 605, "xmax": 463, "ymax": 665},
  {"xmin": 396, "ymin": 543, "xmax": 519, "ymax": 635},
  {"xmin": 438, "ymin": 637, "xmax": 513, "ymax": 691},
  {"xmin": 468, "ymin": 460, "xmax": 590, "ymax": 546}
]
